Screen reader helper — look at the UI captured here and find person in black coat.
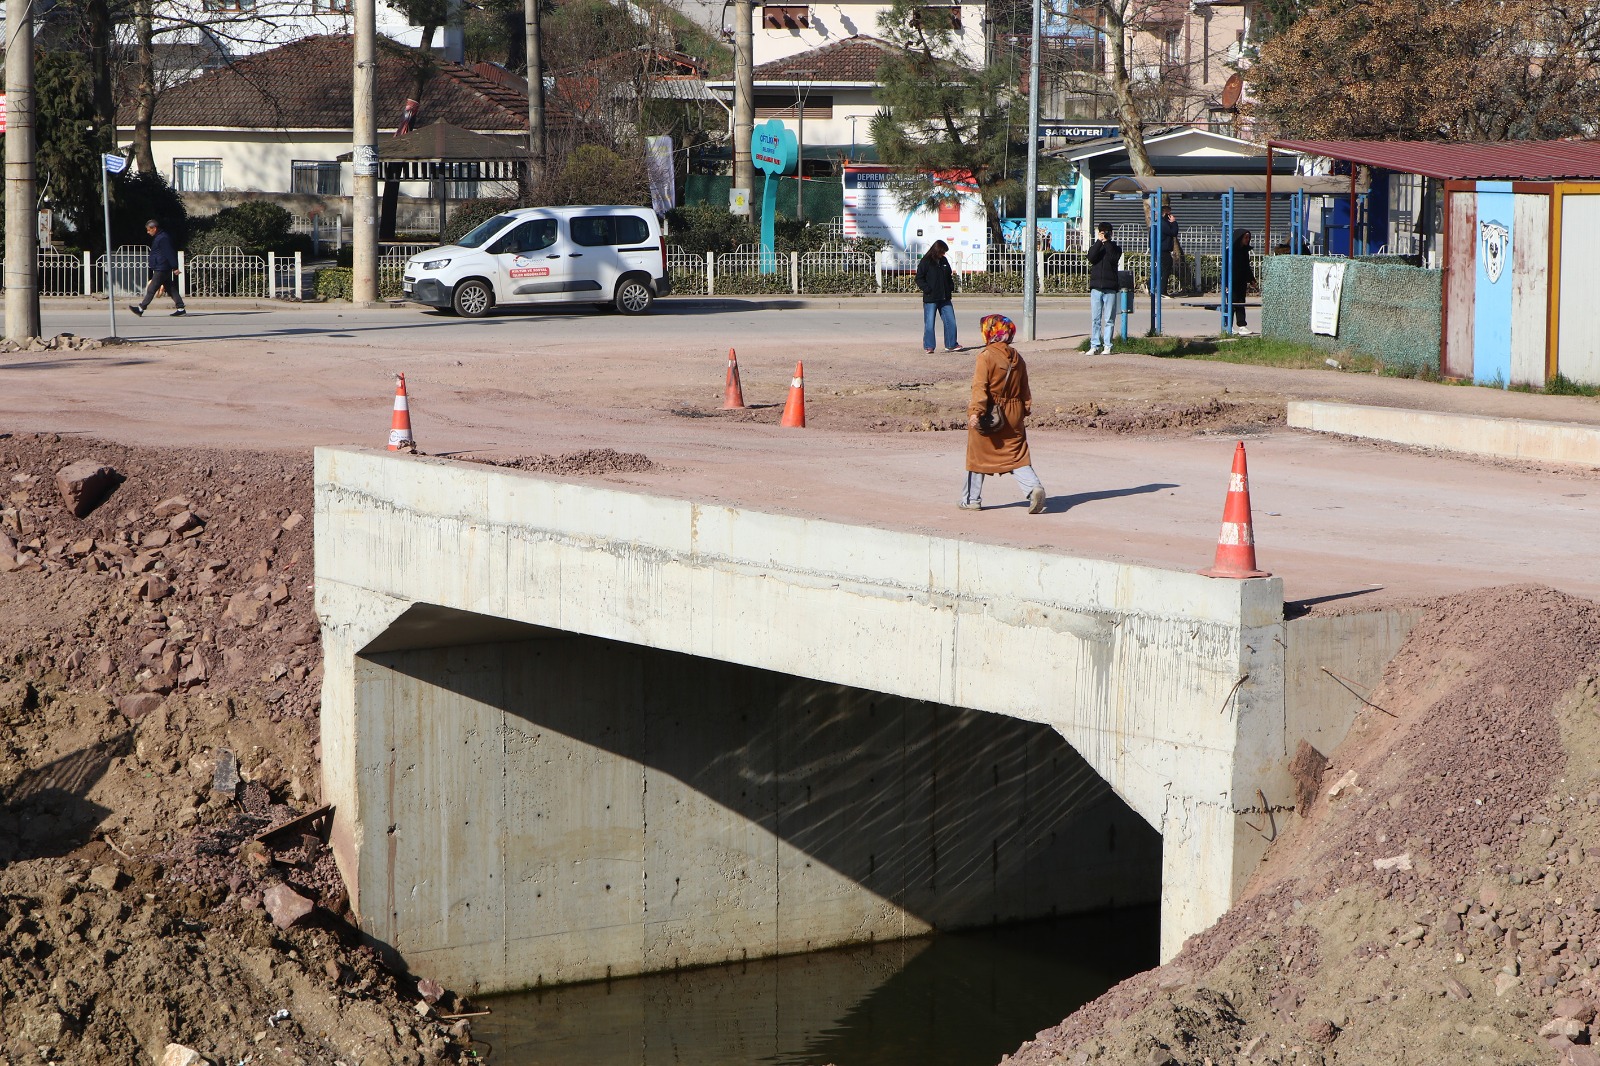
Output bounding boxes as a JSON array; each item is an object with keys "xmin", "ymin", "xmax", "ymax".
[
  {"xmin": 1230, "ymin": 230, "xmax": 1256, "ymax": 335},
  {"xmin": 1086, "ymin": 222, "xmax": 1122, "ymax": 355},
  {"xmin": 1156, "ymin": 207, "xmax": 1179, "ymax": 295},
  {"xmin": 916, "ymin": 240, "xmax": 961, "ymax": 353},
  {"xmin": 130, "ymin": 219, "xmax": 186, "ymax": 317}
]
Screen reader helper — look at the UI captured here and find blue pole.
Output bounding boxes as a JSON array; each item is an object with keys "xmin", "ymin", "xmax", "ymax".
[
  {"xmin": 1290, "ymin": 190, "xmax": 1304, "ymax": 255},
  {"xmin": 1149, "ymin": 188, "xmax": 1162, "ymax": 336},
  {"xmin": 1220, "ymin": 188, "xmax": 1234, "ymax": 335}
]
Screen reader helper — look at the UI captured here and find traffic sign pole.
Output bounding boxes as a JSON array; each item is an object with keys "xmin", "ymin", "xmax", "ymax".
[{"xmin": 102, "ymin": 152, "xmax": 127, "ymax": 339}]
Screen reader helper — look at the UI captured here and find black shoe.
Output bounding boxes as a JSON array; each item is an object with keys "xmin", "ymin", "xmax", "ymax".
[
  {"xmin": 171, "ymin": 309, "xmax": 187, "ymax": 317},
  {"xmin": 128, "ymin": 305, "xmax": 143, "ymax": 317}
]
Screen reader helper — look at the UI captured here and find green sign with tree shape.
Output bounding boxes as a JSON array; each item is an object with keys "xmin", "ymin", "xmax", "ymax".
[{"xmin": 753, "ymin": 118, "xmax": 798, "ymax": 274}]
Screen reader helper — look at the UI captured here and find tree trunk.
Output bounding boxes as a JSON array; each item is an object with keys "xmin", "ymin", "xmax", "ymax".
[
  {"xmin": 132, "ymin": 0, "xmax": 157, "ymax": 175},
  {"xmin": 1105, "ymin": 3, "xmax": 1155, "ymax": 175},
  {"xmin": 86, "ymin": 0, "xmax": 114, "ymax": 142}
]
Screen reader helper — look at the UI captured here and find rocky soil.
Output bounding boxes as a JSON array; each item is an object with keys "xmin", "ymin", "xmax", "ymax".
[
  {"xmin": 0, "ymin": 432, "xmax": 473, "ymax": 1066},
  {"xmin": 1006, "ymin": 584, "xmax": 1600, "ymax": 1066}
]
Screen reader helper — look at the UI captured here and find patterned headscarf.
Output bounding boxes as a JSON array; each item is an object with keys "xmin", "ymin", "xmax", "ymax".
[{"xmin": 980, "ymin": 313, "xmax": 1017, "ymax": 345}]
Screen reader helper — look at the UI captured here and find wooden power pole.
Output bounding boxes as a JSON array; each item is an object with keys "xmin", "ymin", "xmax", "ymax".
[
  {"xmin": 525, "ymin": 0, "xmax": 544, "ymax": 168},
  {"xmin": 732, "ymin": 0, "xmax": 753, "ymax": 213}
]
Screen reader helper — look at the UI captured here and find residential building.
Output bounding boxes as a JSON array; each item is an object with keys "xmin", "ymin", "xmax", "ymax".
[{"xmin": 117, "ymin": 35, "xmax": 554, "ymax": 210}]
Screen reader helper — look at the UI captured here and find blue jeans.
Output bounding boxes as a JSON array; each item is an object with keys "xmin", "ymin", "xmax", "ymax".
[
  {"xmin": 1089, "ymin": 288, "xmax": 1117, "ymax": 350},
  {"xmin": 923, "ymin": 301, "xmax": 957, "ymax": 351}
]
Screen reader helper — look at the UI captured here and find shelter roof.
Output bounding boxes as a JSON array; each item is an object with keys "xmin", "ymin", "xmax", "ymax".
[
  {"xmin": 1052, "ymin": 127, "xmax": 1281, "ymax": 162},
  {"xmin": 1266, "ymin": 138, "xmax": 1600, "ymax": 181},
  {"xmin": 130, "ymin": 35, "xmax": 573, "ymax": 133},
  {"xmin": 747, "ymin": 35, "xmax": 899, "ymax": 83},
  {"xmin": 334, "ymin": 122, "xmax": 530, "ymax": 163},
  {"xmin": 1101, "ymin": 174, "xmax": 1361, "ymax": 195}
]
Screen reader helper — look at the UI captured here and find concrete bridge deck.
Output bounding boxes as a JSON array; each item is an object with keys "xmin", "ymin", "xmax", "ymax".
[{"xmin": 315, "ymin": 447, "xmax": 1413, "ymax": 992}]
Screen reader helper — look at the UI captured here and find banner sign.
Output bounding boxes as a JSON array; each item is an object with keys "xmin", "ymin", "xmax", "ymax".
[
  {"xmin": 645, "ymin": 135, "xmax": 675, "ymax": 217},
  {"xmin": 1311, "ymin": 261, "xmax": 1347, "ymax": 336}
]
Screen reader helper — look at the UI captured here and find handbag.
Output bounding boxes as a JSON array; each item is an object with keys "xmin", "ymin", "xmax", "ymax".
[{"xmin": 977, "ymin": 357, "xmax": 1014, "ymax": 434}]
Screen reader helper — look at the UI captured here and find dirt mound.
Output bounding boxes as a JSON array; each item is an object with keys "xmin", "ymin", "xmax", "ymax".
[
  {"xmin": 465, "ymin": 448, "xmax": 657, "ymax": 475},
  {"xmin": 1007, "ymin": 584, "xmax": 1600, "ymax": 1066},
  {"xmin": 0, "ymin": 432, "xmax": 469, "ymax": 1065}
]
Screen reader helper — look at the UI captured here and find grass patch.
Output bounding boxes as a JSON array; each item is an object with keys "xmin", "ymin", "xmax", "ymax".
[
  {"xmin": 1079, "ymin": 334, "xmax": 1381, "ymax": 372},
  {"xmin": 1543, "ymin": 372, "xmax": 1600, "ymax": 397}
]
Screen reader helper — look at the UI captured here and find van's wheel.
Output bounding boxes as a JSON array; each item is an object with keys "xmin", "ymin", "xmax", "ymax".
[
  {"xmin": 613, "ymin": 277, "xmax": 653, "ymax": 315},
  {"xmin": 453, "ymin": 279, "xmax": 494, "ymax": 318}
]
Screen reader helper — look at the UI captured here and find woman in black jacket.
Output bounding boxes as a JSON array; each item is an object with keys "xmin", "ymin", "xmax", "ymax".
[
  {"xmin": 1231, "ymin": 230, "xmax": 1256, "ymax": 335},
  {"xmin": 916, "ymin": 240, "xmax": 961, "ymax": 353}
]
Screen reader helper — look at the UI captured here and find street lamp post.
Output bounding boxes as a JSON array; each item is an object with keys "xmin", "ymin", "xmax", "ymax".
[{"xmin": 1021, "ymin": 0, "xmax": 1042, "ymax": 340}]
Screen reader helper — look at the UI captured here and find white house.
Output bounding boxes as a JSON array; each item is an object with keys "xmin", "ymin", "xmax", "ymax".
[
  {"xmin": 746, "ymin": 0, "xmax": 983, "ymax": 67},
  {"xmin": 117, "ymin": 35, "xmax": 551, "ymax": 209},
  {"xmin": 147, "ymin": 0, "xmax": 457, "ymax": 65}
]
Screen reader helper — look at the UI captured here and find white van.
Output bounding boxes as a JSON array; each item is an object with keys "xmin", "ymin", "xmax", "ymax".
[{"xmin": 403, "ymin": 205, "xmax": 672, "ymax": 317}]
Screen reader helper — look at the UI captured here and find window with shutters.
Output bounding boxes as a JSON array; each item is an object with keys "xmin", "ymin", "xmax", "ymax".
[{"xmin": 753, "ymin": 94, "xmax": 834, "ymax": 120}]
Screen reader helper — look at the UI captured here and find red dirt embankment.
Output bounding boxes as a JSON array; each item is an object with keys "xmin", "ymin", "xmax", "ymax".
[{"xmin": 1007, "ymin": 585, "xmax": 1600, "ymax": 1066}]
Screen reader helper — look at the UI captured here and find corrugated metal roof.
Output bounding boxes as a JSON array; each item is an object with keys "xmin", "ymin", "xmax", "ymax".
[
  {"xmin": 1267, "ymin": 138, "xmax": 1600, "ymax": 181},
  {"xmin": 1101, "ymin": 174, "xmax": 1359, "ymax": 195}
]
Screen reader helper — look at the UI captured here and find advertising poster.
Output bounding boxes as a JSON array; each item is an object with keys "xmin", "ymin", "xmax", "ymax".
[
  {"xmin": 1310, "ymin": 261, "xmax": 1347, "ymax": 336},
  {"xmin": 842, "ymin": 166, "xmax": 987, "ymax": 269}
]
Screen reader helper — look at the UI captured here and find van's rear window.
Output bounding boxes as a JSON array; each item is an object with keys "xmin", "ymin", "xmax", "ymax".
[{"xmin": 571, "ymin": 215, "xmax": 651, "ymax": 247}]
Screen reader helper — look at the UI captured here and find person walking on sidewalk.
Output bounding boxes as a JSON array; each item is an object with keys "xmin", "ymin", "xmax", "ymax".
[
  {"xmin": 916, "ymin": 240, "xmax": 961, "ymax": 353},
  {"xmin": 130, "ymin": 219, "xmax": 186, "ymax": 317},
  {"xmin": 960, "ymin": 313, "xmax": 1047, "ymax": 514},
  {"xmin": 1086, "ymin": 221, "xmax": 1122, "ymax": 355},
  {"xmin": 1230, "ymin": 230, "xmax": 1256, "ymax": 335}
]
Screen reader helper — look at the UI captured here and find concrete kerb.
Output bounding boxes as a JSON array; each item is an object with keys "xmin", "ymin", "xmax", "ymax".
[
  {"xmin": 314, "ymin": 446, "xmax": 1412, "ymax": 987},
  {"xmin": 1289, "ymin": 400, "xmax": 1600, "ymax": 467}
]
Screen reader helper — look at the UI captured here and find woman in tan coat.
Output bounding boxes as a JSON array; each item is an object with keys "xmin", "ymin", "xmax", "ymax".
[{"xmin": 961, "ymin": 313, "xmax": 1047, "ymax": 513}]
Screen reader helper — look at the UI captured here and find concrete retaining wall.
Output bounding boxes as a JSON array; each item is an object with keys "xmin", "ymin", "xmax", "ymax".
[
  {"xmin": 1289, "ymin": 400, "xmax": 1600, "ymax": 467},
  {"xmin": 315, "ymin": 448, "xmax": 1416, "ymax": 990}
]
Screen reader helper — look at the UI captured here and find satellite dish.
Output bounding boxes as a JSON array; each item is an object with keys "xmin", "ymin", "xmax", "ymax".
[{"xmin": 1220, "ymin": 73, "xmax": 1243, "ymax": 110}]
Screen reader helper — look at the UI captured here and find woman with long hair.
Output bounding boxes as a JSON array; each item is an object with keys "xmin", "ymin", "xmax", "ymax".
[
  {"xmin": 960, "ymin": 313, "xmax": 1046, "ymax": 514},
  {"xmin": 1231, "ymin": 230, "xmax": 1256, "ymax": 335},
  {"xmin": 915, "ymin": 240, "xmax": 961, "ymax": 353}
]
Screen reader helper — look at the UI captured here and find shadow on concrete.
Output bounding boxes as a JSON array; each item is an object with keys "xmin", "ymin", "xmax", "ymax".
[
  {"xmin": 0, "ymin": 357, "xmax": 155, "ymax": 371},
  {"xmin": 0, "ymin": 731, "xmax": 130, "ymax": 867},
  {"xmin": 1020, "ymin": 481, "xmax": 1179, "ymax": 514},
  {"xmin": 362, "ymin": 609, "xmax": 1163, "ymax": 944}
]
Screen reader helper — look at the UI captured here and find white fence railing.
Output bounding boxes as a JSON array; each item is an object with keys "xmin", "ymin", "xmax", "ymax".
[{"xmin": 5, "ymin": 246, "xmax": 304, "ymax": 300}]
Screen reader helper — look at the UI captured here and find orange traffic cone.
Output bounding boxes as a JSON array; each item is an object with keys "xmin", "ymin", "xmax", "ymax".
[
  {"xmin": 1199, "ymin": 441, "xmax": 1270, "ymax": 579},
  {"xmin": 722, "ymin": 348, "xmax": 747, "ymax": 410},
  {"xmin": 780, "ymin": 360, "xmax": 806, "ymax": 428},
  {"xmin": 388, "ymin": 373, "xmax": 416, "ymax": 452}
]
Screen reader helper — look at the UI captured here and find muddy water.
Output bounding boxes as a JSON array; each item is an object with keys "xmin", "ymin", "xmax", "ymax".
[{"xmin": 470, "ymin": 906, "xmax": 1157, "ymax": 1065}]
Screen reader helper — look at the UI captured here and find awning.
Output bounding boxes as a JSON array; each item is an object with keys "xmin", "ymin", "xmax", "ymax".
[
  {"xmin": 1099, "ymin": 174, "xmax": 1363, "ymax": 196},
  {"xmin": 1266, "ymin": 138, "xmax": 1600, "ymax": 181}
]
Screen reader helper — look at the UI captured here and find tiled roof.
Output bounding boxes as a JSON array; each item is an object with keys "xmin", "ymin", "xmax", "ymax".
[
  {"xmin": 751, "ymin": 35, "xmax": 898, "ymax": 82},
  {"xmin": 130, "ymin": 35, "xmax": 572, "ymax": 132}
]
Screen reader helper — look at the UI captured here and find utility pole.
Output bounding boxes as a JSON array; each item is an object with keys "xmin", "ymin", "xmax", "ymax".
[
  {"xmin": 1020, "ymin": 0, "xmax": 1041, "ymax": 341},
  {"xmin": 524, "ymin": 0, "xmax": 544, "ymax": 168},
  {"xmin": 352, "ymin": 0, "xmax": 379, "ymax": 305},
  {"xmin": 5, "ymin": 0, "xmax": 40, "ymax": 340},
  {"xmin": 732, "ymin": 0, "xmax": 753, "ymax": 214}
]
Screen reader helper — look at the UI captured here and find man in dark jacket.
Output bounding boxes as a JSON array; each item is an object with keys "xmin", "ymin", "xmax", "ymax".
[
  {"xmin": 130, "ymin": 219, "xmax": 186, "ymax": 317},
  {"xmin": 1156, "ymin": 207, "xmax": 1179, "ymax": 295},
  {"xmin": 1086, "ymin": 222, "xmax": 1122, "ymax": 355}
]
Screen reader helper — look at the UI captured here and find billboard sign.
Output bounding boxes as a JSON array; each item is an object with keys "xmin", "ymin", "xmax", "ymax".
[{"xmin": 841, "ymin": 166, "xmax": 987, "ymax": 268}]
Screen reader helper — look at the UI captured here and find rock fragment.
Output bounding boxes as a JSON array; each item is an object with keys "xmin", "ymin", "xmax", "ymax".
[
  {"xmin": 55, "ymin": 460, "xmax": 119, "ymax": 518},
  {"xmin": 262, "ymin": 882, "xmax": 315, "ymax": 929},
  {"xmin": 115, "ymin": 693, "xmax": 163, "ymax": 720},
  {"xmin": 159, "ymin": 1044, "xmax": 205, "ymax": 1066}
]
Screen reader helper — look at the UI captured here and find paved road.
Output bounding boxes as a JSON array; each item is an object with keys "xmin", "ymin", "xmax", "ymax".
[
  {"xmin": 9, "ymin": 298, "xmax": 1599, "ymax": 609},
  {"xmin": 40, "ymin": 295, "xmax": 1234, "ymax": 353}
]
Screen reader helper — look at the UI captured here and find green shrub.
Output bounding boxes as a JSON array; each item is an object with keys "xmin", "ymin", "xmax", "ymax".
[
  {"xmin": 799, "ymin": 270, "xmax": 875, "ymax": 295},
  {"xmin": 315, "ymin": 267, "xmax": 352, "ymax": 301},
  {"xmin": 442, "ymin": 198, "xmax": 517, "ymax": 245},
  {"xmin": 215, "ymin": 201, "xmax": 294, "ymax": 250},
  {"xmin": 711, "ymin": 270, "xmax": 791, "ymax": 295},
  {"xmin": 665, "ymin": 203, "xmax": 757, "ymax": 255},
  {"xmin": 188, "ymin": 227, "xmax": 252, "ymax": 257}
]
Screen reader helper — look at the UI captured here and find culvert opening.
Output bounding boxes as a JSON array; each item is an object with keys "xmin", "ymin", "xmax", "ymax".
[{"xmin": 353, "ymin": 604, "xmax": 1161, "ymax": 1002}]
